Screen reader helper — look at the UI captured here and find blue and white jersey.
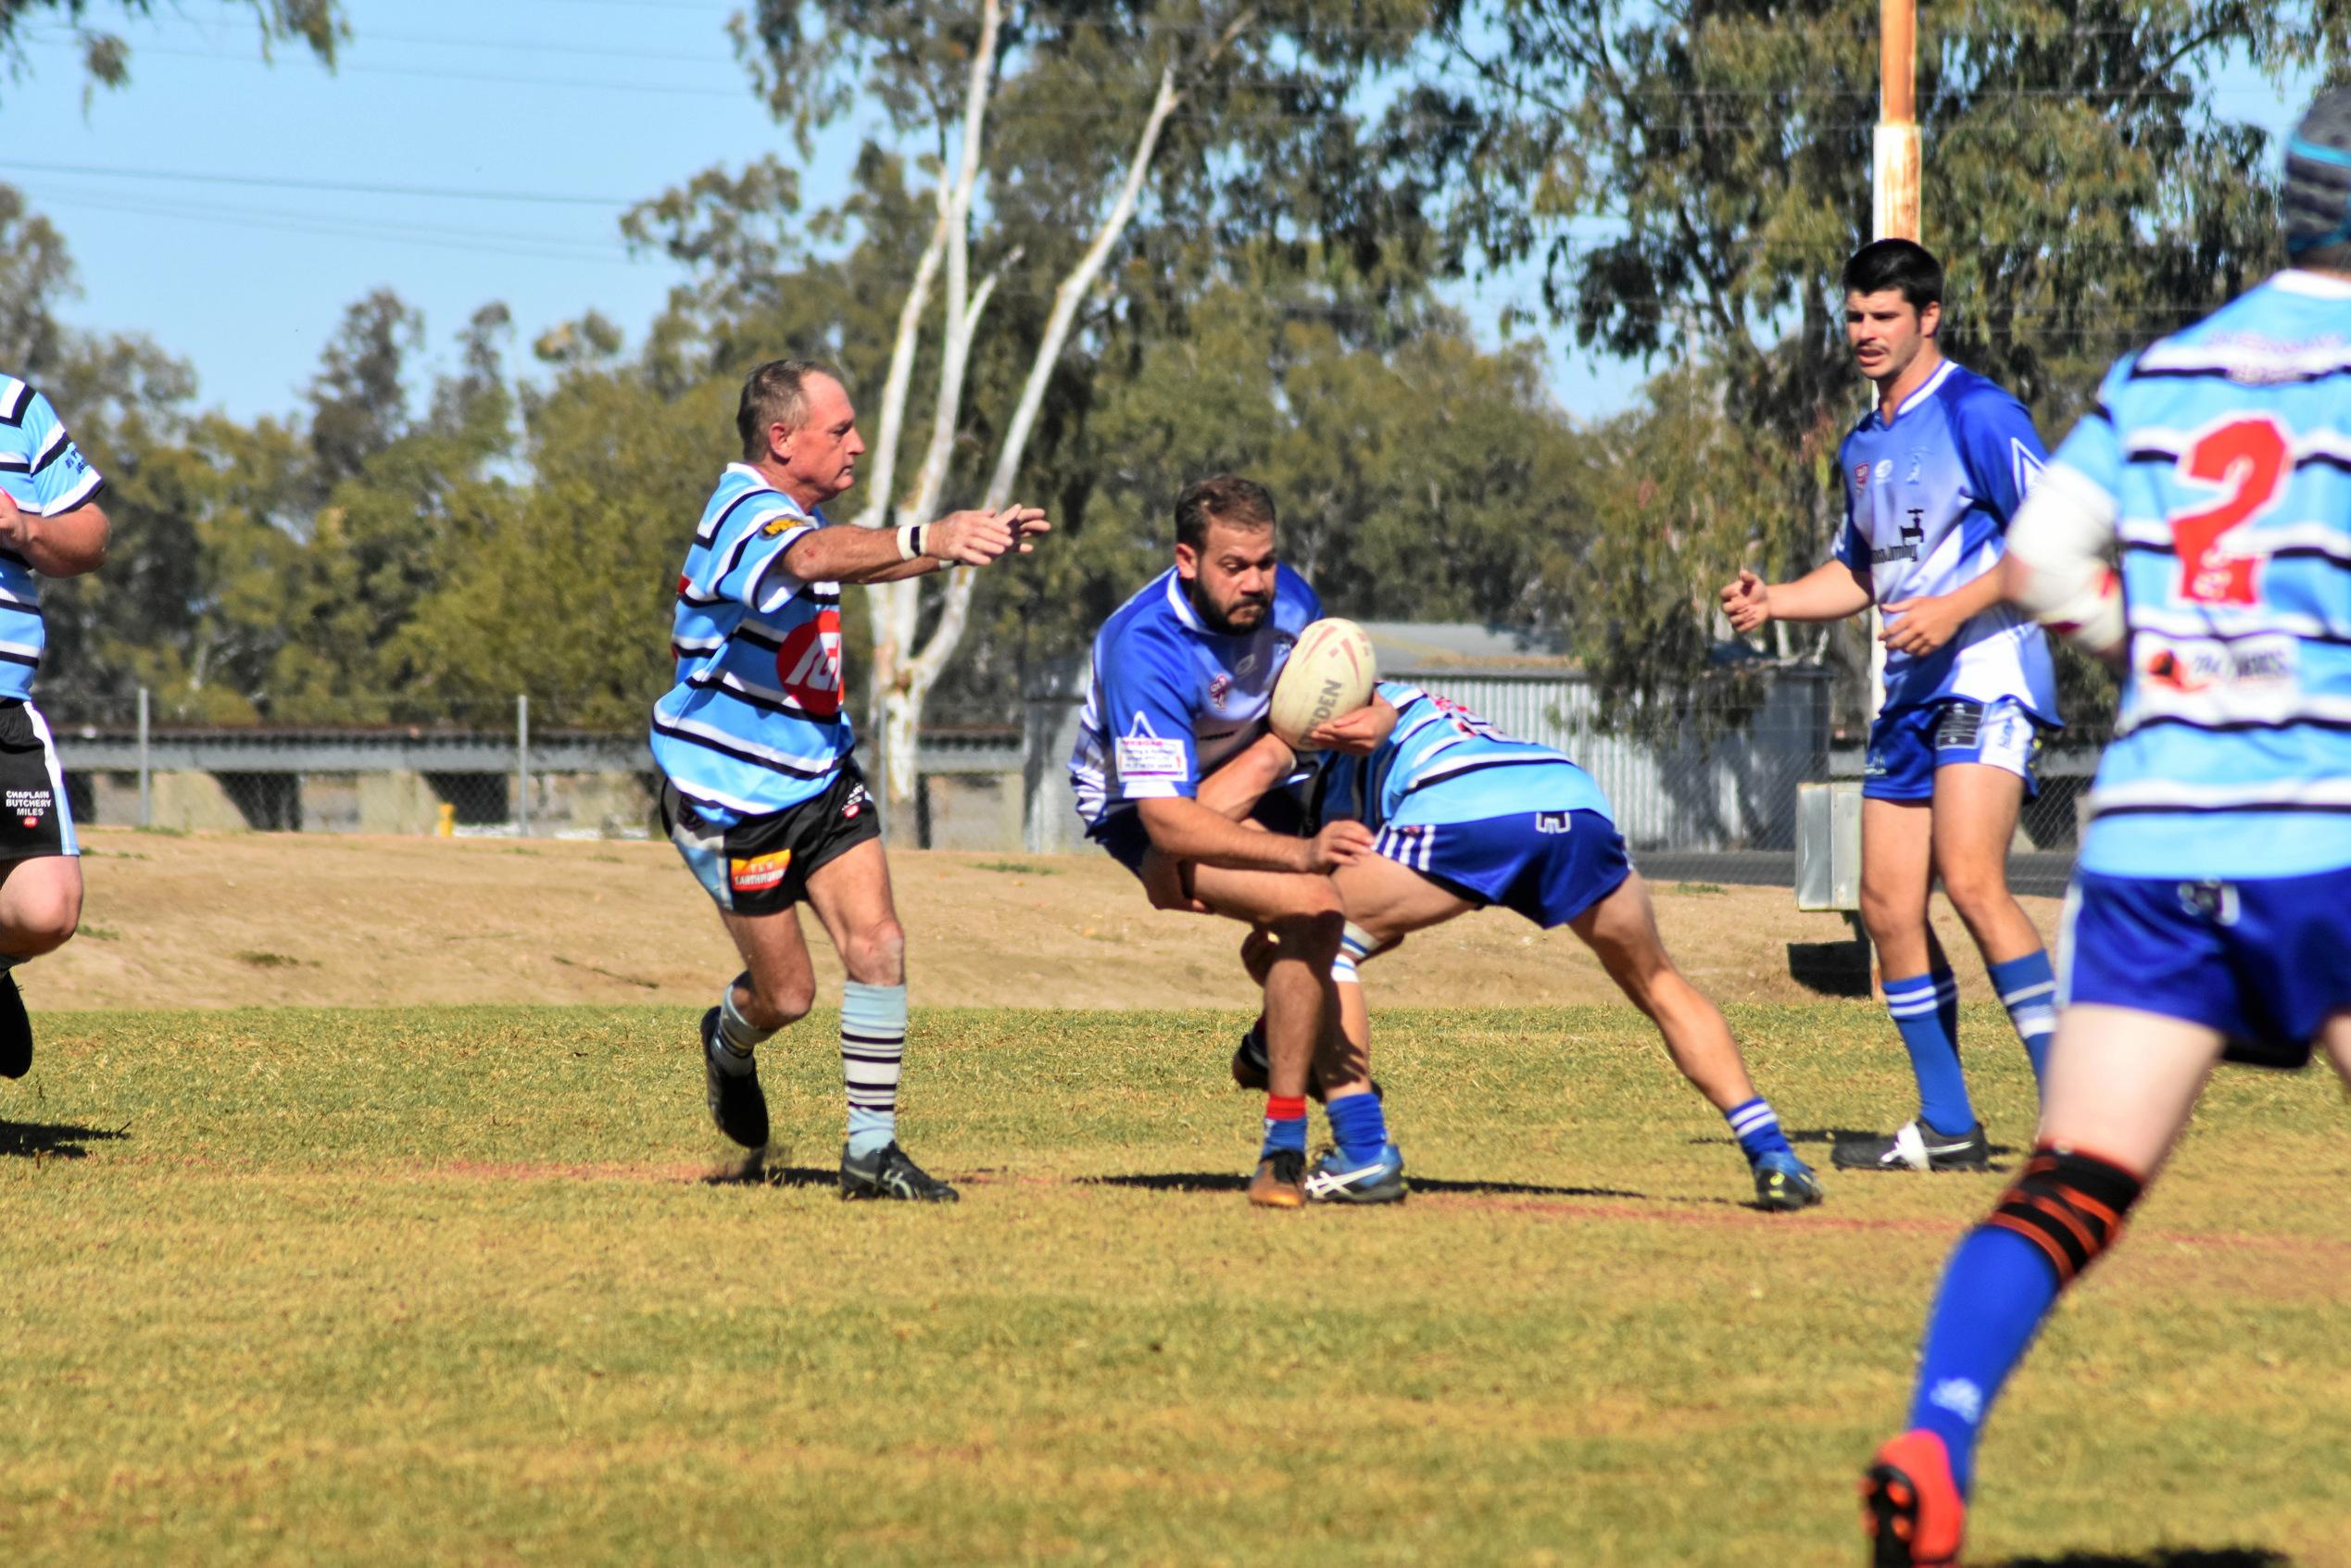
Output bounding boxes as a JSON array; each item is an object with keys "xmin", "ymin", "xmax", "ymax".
[
  {"xmin": 1069, "ymin": 564, "xmax": 1321, "ymax": 828},
  {"xmin": 648, "ymin": 463, "xmax": 852, "ymax": 826},
  {"xmin": 1833, "ymin": 359, "xmax": 2060, "ymax": 723},
  {"xmin": 1310, "ymin": 683, "xmax": 1613, "ymax": 830},
  {"xmin": 0, "ymin": 377, "xmax": 106, "ymax": 701},
  {"xmin": 2049, "ymin": 270, "xmax": 2351, "ymax": 881}
]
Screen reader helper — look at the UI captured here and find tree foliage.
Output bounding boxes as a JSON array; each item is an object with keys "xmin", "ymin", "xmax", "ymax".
[{"xmin": 0, "ymin": 1, "xmax": 343, "ymax": 102}]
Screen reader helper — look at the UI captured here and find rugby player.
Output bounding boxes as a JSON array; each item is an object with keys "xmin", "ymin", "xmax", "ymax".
[
  {"xmin": 1861, "ymin": 93, "xmax": 2351, "ymax": 1563},
  {"xmin": 652, "ymin": 358, "xmax": 1046, "ymax": 1202},
  {"xmin": 1216, "ymin": 683, "xmax": 1824, "ymax": 1210},
  {"xmin": 1722, "ymin": 240, "xmax": 2064, "ymax": 1173},
  {"xmin": 1067, "ymin": 475, "xmax": 1377, "ymax": 1209},
  {"xmin": 0, "ymin": 375, "xmax": 108, "ymax": 1083}
]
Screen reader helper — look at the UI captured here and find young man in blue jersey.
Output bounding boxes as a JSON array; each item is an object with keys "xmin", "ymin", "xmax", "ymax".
[
  {"xmin": 1858, "ymin": 95, "xmax": 2351, "ymax": 1565},
  {"xmin": 653, "ymin": 358, "xmax": 1048, "ymax": 1202},
  {"xmin": 1067, "ymin": 475, "xmax": 1377, "ymax": 1208},
  {"xmin": 0, "ymin": 378, "xmax": 109, "ymax": 1085},
  {"xmin": 1722, "ymin": 240, "xmax": 2062, "ymax": 1174},
  {"xmin": 1212, "ymin": 683, "xmax": 1824, "ymax": 1211}
]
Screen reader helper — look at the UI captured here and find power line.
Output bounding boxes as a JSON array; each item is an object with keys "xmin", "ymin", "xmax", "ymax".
[{"xmin": 0, "ymin": 158, "xmax": 638, "ymax": 207}]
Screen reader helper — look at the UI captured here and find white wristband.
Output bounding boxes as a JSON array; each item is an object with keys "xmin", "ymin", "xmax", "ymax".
[{"xmin": 896, "ymin": 523, "xmax": 925, "ymax": 561}]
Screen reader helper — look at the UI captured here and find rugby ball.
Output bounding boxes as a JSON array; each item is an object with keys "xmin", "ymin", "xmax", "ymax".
[{"xmin": 1269, "ymin": 618, "xmax": 1377, "ymax": 748}]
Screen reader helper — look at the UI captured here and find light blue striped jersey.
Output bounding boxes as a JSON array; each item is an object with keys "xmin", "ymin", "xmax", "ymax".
[
  {"xmin": 1310, "ymin": 682, "xmax": 1613, "ymax": 830},
  {"xmin": 1833, "ymin": 359, "xmax": 2060, "ymax": 723},
  {"xmin": 2050, "ymin": 269, "xmax": 2351, "ymax": 879},
  {"xmin": 1069, "ymin": 564, "xmax": 1321, "ymax": 828},
  {"xmin": 0, "ymin": 376, "xmax": 106, "ymax": 700},
  {"xmin": 648, "ymin": 463, "xmax": 852, "ymax": 825}
]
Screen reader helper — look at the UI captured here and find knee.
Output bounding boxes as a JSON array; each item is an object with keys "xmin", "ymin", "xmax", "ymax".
[
  {"xmin": 6, "ymin": 884, "xmax": 80, "ymax": 958},
  {"xmin": 746, "ymin": 977, "xmax": 814, "ymax": 1030},
  {"xmin": 1857, "ymin": 884, "xmax": 1917, "ymax": 943},
  {"xmin": 842, "ymin": 920, "xmax": 906, "ymax": 985},
  {"xmin": 1269, "ymin": 908, "xmax": 1344, "ymax": 962},
  {"xmin": 1940, "ymin": 867, "xmax": 2011, "ymax": 924}
]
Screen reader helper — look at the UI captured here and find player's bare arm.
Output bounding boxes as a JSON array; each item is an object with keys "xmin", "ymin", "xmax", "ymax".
[
  {"xmin": 1193, "ymin": 731, "xmax": 1296, "ymax": 822},
  {"xmin": 1306, "ymin": 692, "xmax": 1398, "ymax": 756},
  {"xmin": 1879, "ymin": 556, "xmax": 2006, "ymax": 656},
  {"xmin": 1136, "ymin": 795, "xmax": 1370, "ymax": 875},
  {"xmin": 1719, "ymin": 560, "xmax": 1872, "ymax": 632},
  {"xmin": 779, "ymin": 506, "xmax": 1046, "ymax": 584},
  {"xmin": 0, "ymin": 489, "xmax": 108, "ymax": 578}
]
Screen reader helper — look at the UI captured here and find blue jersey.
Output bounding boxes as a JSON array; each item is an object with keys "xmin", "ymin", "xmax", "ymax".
[
  {"xmin": 648, "ymin": 464, "xmax": 852, "ymax": 825},
  {"xmin": 1069, "ymin": 565, "xmax": 1321, "ymax": 828},
  {"xmin": 0, "ymin": 377, "xmax": 106, "ymax": 701},
  {"xmin": 1311, "ymin": 683, "xmax": 1613, "ymax": 830},
  {"xmin": 2050, "ymin": 270, "xmax": 2351, "ymax": 881},
  {"xmin": 1833, "ymin": 360, "xmax": 2059, "ymax": 723}
]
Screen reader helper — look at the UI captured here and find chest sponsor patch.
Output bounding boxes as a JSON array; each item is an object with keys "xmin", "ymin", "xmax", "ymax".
[{"xmin": 729, "ymin": 848, "xmax": 793, "ymax": 894}]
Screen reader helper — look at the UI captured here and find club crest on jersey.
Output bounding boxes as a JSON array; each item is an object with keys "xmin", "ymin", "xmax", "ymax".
[
  {"xmin": 1206, "ymin": 672, "xmax": 1233, "ymax": 709},
  {"xmin": 1853, "ymin": 461, "xmax": 1870, "ymax": 489}
]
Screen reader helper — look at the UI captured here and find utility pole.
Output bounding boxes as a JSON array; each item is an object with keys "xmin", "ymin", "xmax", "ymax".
[{"xmin": 1868, "ymin": 0, "xmax": 1921, "ymax": 721}]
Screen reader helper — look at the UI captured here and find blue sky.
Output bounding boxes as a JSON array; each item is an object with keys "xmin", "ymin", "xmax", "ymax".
[{"xmin": 0, "ymin": 1, "xmax": 2311, "ymax": 431}]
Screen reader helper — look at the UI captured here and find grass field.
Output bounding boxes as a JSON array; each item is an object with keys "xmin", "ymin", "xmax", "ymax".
[{"xmin": 4, "ymin": 1001, "xmax": 2346, "ymax": 1566}]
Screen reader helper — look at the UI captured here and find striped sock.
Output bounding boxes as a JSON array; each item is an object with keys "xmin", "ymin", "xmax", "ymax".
[
  {"xmin": 710, "ymin": 972, "xmax": 772, "ymax": 1078},
  {"xmin": 839, "ymin": 981, "xmax": 906, "ymax": 1159},
  {"xmin": 1884, "ymin": 969, "xmax": 1972, "ymax": 1137},
  {"xmin": 1987, "ymin": 950, "xmax": 2058, "ymax": 1085},
  {"xmin": 1724, "ymin": 1097, "xmax": 1793, "ymax": 1163}
]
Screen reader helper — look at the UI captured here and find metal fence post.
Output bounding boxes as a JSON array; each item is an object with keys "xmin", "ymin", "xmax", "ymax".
[
  {"xmin": 136, "ymin": 685, "xmax": 152, "ymax": 828},
  {"xmin": 516, "ymin": 694, "xmax": 531, "ymax": 837}
]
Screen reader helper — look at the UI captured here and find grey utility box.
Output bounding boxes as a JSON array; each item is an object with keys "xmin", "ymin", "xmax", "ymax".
[{"xmin": 1795, "ymin": 780, "xmax": 1866, "ymax": 911}]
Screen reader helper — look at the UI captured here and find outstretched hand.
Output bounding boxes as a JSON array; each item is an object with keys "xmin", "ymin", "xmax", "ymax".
[
  {"xmin": 1720, "ymin": 568, "xmax": 1771, "ymax": 633},
  {"xmin": 927, "ymin": 505, "xmax": 1052, "ymax": 567}
]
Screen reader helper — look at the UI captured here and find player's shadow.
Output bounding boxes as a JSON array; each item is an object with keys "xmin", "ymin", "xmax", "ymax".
[
  {"xmin": 699, "ymin": 1150, "xmax": 835, "ymax": 1189},
  {"xmin": 1081, "ymin": 1172, "xmax": 1652, "ymax": 1201},
  {"xmin": 0, "ymin": 1120, "xmax": 128, "ymax": 1160},
  {"xmin": 1986, "ymin": 1549, "xmax": 2291, "ymax": 1568}
]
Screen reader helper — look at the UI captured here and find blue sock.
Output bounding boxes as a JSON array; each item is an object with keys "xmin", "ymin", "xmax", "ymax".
[
  {"xmin": 1262, "ymin": 1095, "xmax": 1308, "ymax": 1160},
  {"xmin": 1325, "ymin": 1090, "xmax": 1389, "ymax": 1163},
  {"xmin": 1723, "ymin": 1097, "xmax": 1793, "ymax": 1163},
  {"xmin": 1884, "ymin": 969, "xmax": 1972, "ymax": 1136},
  {"xmin": 1987, "ymin": 950, "xmax": 2058, "ymax": 1085},
  {"xmin": 839, "ymin": 981, "xmax": 906, "ymax": 1160},
  {"xmin": 1905, "ymin": 1224, "xmax": 2061, "ymax": 1498}
]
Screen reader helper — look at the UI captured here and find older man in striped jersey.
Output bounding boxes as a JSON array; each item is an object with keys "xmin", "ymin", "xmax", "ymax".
[
  {"xmin": 652, "ymin": 358, "xmax": 1047, "ymax": 1201},
  {"xmin": 0, "ymin": 375, "xmax": 109, "ymax": 1084}
]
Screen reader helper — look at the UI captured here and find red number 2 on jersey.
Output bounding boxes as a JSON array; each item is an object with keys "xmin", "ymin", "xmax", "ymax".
[{"xmin": 2170, "ymin": 417, "xmax": 2289, "ymax": 607}]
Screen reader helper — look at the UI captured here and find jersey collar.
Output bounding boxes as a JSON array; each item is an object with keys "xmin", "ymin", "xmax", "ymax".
[
  {"xmin": 2275, "ymin": 268, "xmax": 2351, "ymax": 299},
  {"xmin": 724, "ymin": 463, "xmax": 820, "ymax": 521},
  {"xmin": 1875, "ymin": 358, "xmax": 1956, "ymax": 428},
  {"xmin": 1163, "ymin": 569, "xmax": 1207, "ymax": 633}
]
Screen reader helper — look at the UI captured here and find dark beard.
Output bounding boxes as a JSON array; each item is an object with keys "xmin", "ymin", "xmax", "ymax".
[{"xmin": 1188, "ymin": 577, "xmax": 1268, "ymax": 636}]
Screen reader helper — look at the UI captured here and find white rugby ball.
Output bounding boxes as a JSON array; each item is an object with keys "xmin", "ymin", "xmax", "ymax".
[{"xmin": 1269, "ymin": 618, "xmax": 1377, "ymax": 748}]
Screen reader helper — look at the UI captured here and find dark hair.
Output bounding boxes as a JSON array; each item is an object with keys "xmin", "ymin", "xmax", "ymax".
[
  {"xmin": 736, "ymin": 358, "xmax": 844, "ymax": 460},
  {"xmin": 1842, "ymin": 239, "xmax": 1943, "ymax": 312},
  {"xmin": 1174, "ymin": 474, "xmax": 1276, "ymax": 551}
]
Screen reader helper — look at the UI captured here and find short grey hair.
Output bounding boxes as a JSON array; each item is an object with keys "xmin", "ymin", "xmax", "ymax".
[{"xmin": 736, "ymin": 358, "xmax": 844, "ymax": 460}]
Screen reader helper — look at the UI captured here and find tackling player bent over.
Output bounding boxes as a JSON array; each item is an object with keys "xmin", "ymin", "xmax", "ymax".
[
  {"xmin": 1220, "ymin": 683, "xmax": 1824, "ymax": 1210},
  {"xmin": 1860, "ymin": 94, "xmax": 2351, "ymax": 1564},
  {"xmin": 650, "ymin": 358, "xmax": 1047, "ymax": 1201}
]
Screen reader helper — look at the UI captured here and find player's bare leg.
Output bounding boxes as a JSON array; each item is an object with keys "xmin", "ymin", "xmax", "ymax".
[
  {"xmin": 1934, "ymin": 759, "xmax": 2060, "ymax": 1088},
  {"xmin": 1570, "ymin": 871, "xmax": 1822, "ymax": 1209},
  {"xmin": 1168, "ymin": 855, "xmax": 1345, "ymax": 1206},
  {"xmin": 799, "ymin": 839, "xmax": 953, "ymax": 1200},
  {"xmin": 1569, "ymin": 871, "xmax": 1756, "ymax": 1112},
  {"xmin": 695, "ymin": 902, "xmax": 817, "ymax": 1156},
  {"xmin": 1867, "ymin": 1005, "xmax": 2221, "ymax": 1562},
  {"xmin": 0, "ymin": 852, "xmax": 81, "ymax": 1079},
  {"xmin": 1843, "ymin": 797, "xmax": 1987, "ymax": 1170}
]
